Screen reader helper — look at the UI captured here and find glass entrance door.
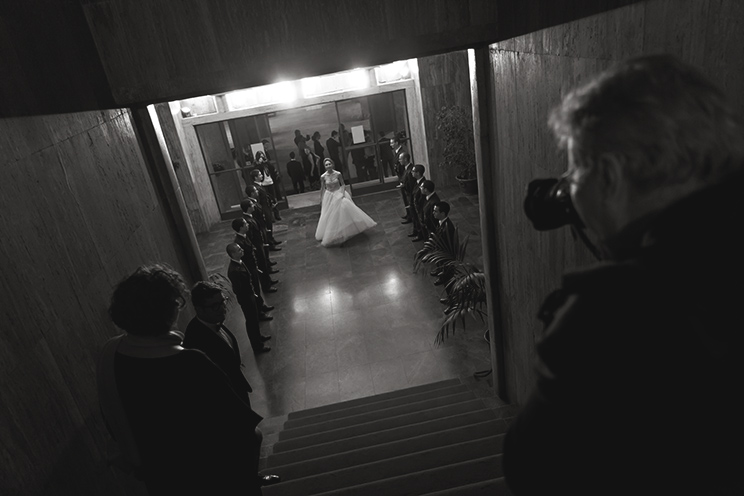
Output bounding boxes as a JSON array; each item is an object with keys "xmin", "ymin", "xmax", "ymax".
[{"xmin": 194, "ymin": 89, "xmax": 413, "ymax": 217}]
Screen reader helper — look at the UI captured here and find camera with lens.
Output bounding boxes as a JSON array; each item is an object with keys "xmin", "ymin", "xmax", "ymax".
[{"xmin": 523, "ymin": 177, "xmax": 584, "ymax": 231}]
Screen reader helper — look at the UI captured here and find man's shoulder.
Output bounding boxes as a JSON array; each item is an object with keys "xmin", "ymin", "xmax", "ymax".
[{"xmin": 184, "ymin": 317, "xmax": 210, "ymax": 341}]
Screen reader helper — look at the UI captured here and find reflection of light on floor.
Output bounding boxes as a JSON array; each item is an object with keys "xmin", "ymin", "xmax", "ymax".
[{"xmin": 382, "ymin": 275, "xmax": 403, "ymax": 296}]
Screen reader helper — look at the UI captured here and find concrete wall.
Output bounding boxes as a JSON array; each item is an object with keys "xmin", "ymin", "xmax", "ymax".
[
  {"xmin": 418, "ymin": 50, "xmax": 474, "ymax": 187},
  {"xmin": 488, "ymin": 0, "xmax": 744, "ymax": 404},
  {"xmin": 0, "ymin": 109, "xmax": 194, "ymax": 495}
]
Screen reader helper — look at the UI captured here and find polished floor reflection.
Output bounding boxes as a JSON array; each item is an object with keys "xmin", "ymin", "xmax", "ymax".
[{"xmin": 196, "ymin": 186, "xmax": 491, "ymax": 418}]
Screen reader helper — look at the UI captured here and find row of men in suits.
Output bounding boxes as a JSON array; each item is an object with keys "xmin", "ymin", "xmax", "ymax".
[
  {"xmin": 225, "ymin": 193, "xmax": 284, "ymax": 353},
  {"xmin": 395, "ymin": 154, "xmax": 457, "ymax": 291}
]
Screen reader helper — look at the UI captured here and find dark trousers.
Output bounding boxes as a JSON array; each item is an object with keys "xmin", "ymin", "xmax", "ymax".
[
  {"xmin": 239, "ymin": 299, "xmax": 262, "ymax": 350},
  {"xmin": 292, "ymin": 178, "xmax": 305, "ymax": 194},
  {"xmin": 400, "ymin": 188, "xmax": 412, "ymax": 219}
]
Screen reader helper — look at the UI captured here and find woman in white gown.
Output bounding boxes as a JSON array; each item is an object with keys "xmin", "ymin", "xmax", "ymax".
[{"xmin": 315, "ymin": 158, "xmax": 377, "ymax": 247}]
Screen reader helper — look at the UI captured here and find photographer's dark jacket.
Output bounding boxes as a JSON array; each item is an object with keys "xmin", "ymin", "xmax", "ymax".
[{"xmin": 504, "ymin": 173, "xmax": 744, "ymax": 495}]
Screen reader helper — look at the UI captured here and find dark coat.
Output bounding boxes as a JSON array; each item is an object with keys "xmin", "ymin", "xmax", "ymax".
[
  {"xmin": 183, "ymin": 318, "xmax": 255, "ymax": 401},
  {"xmin": 422, "ymin": 192, "xmax": 441, "ymax": 234},
  {"xmin": 286, "ymin": 158, "xmax": 304, "ymax": 181},
  {"xmin": 401, "ymin": 163, "xmax": 416, "ymax": 199},
  {"xmin": 114, "ymin": 350, "xmax": 262, "ymax": 495},
  {"xmin": 435, "ymin": 216, "xmax": 456, "ymax": 242},
  {"xmin": 227, "ymin": 259, "xmax": 257, "ymax": 307},
  {"xmin": 326, "ymin": 137, "xmax": 342, "ymax": 166},
  {"xmin": 503, "ymin": 175, "xmax": 744, "ymax": 496}
]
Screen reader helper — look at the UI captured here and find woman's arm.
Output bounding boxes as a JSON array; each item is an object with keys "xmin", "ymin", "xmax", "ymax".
[
  {"xmin": 319, "ymin": 174, "xmax": 325, "ymax": 202},
  {"xmin": 338, "ymin": 173, "xmax": 345, "ymax": 193}
]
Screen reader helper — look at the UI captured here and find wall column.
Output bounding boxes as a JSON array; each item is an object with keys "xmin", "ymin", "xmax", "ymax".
[
  {"xmin": 153, "ymin": 103, "xmax": 207, "ymax": 233},
  {"xmin": 131, "ymin": 106, "xmax": 209, "ymax": 282},
  {"xmin": 470, "ymin": 46, "xmax": 510, "ymax": 402}
]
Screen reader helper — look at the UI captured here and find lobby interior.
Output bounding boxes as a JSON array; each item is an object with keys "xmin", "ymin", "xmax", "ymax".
[{"xmin": 2, "ymin": 1, "xmax": 741, "ymax": 494}]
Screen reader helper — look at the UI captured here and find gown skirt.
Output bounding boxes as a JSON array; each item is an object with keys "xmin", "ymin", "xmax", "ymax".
[{"xmin": 315, "ymin": 187, "xmax": 377, "ymax": 246}]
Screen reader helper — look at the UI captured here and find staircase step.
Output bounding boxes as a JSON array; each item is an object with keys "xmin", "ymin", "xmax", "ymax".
[
  {"xmin": 280, "ymin": 390, "xmax": 475, "ymax": 440},
  {"xmin": 263, "ymin": 436, "xmax": 502, "ymax": 496},
  {"xmin": 269, "ymin": 423, "xmax": 506, "ymax": 480},
  {"xmin": 284, "ymin": 383, "xmax": 471, "ymax": 430},
  {"xmin": 311, "ymin": 454, "xmax": 503, "ymax": 496},
  {"xmin": 286, "ymin": 378, "xmax": 462, "ymax": 420},
  {"xmin": 273, "ymin": 399, "xmax": 488, "ymax": 453},
  {"xmin": 267, "ymin": 409, "xmax": 500, "ymax": 466},
  {"xmin": 421, "ymin": 477, "xmax": 513, "ymax": 495}
]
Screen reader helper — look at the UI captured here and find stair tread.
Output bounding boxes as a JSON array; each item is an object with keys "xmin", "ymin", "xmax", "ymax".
[
  {"xmin": 284, "ymin": 383, "xmax": 471, "ymax": 429},
  {"xmin": 286, "ymin": 378, "xmax": 463, "ymax": 420},
  {"xmin": 420, "ymin": 477, "xmax": 512, "ymax": 496},
  {"xmin": 268, "ymin": 422, "xmax": 506, "ymax": 479},
  {"xmin": 266, "ymin": 409, "xmax": 499, "ymax": 466},
  {"xmin": 280, "ymin": 389, "xmax": 475, "ymax": 440},
  {"xmin": 282, "ymin": 454, "xmax": 503, "ymax": 496},
  {"xmin": 263, "ymin": 435, "xmax": 503, "ymax": 496},
  {"xmin": 273, "ymin": 399, "xmax": 489, "ymax": 453}
]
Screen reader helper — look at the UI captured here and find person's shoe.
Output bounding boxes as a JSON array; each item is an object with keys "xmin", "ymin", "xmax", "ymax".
[
  {"xmin": 434, "ymin": 278, "xmax": 447, "ymax": 286},
  {"xmin": 261, "ymin": 305, "xmax": 275, "ymax": 312},
  {"xmin": 430, "ymin": 269, "xmax": 443, "ymax": 277},
  {"xmin": 439, "ymin": 297, "xmax": 449, "ymax": 304},
  {"xmin": 259, "ymin": 313, "xmax": 273, "ymax": 322},
  {"xmin": 259, "ymin": 474, "xmax": 281, "ymax": 486},
  {"xmin": 401, "ymin": 219, "xmax": 412, "ymax": 224},
  {"xmin": 407, "ymin": 233, "xmax": 417, "ymax": 237},
  {"xmin": 411, "ymin": 236, "xmax": 423, "ymax": 242},
  {"xmin": 260, "ymin": 335, "xmax": 271, "ymax": 342},
  {"xmin": 269, "ymin": 260, "xmax": 278, "ymax": 266},
  {"xmin": 270, "ymin": 279, "xmax": 280, "ymax": 285},
  {"xmin": 269, "ymin": 268, "xmax": 280, "ymax": 274},
  {"xmin": 254, "ymin": 345, "xmax": 271, "ymax": 353},
  {"xmin": 264, "ymin": 287, "xmax": 278, "ymax": 293},
  {"xmin": 269, "ymin": 246, "xmax": 282, "ymax": 251},
  {"xmin": 271, "ymin": 240, "xmax": 284, "ymax": 246}
]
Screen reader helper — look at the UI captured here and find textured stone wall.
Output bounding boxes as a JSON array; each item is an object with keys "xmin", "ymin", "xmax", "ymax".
[
  {"xmin": 0, "ymin": 109, "xmax": 194, "ymax": 495},
  {"xmin": 488, "ymin": 0, "xmax": 744, "ymax": 404},
  {"xmin": 418, "ymin": 50, "xmax": 474, "ymax": 187}
]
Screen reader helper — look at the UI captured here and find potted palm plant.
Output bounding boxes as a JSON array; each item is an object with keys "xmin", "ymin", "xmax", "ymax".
[
  {"xmin": 414, "ymin": 227, "xmax": 487, "ymax": 344},
  {"xmin": 435, "ymin": 106, "xmax": 478, "ymax": 195}
]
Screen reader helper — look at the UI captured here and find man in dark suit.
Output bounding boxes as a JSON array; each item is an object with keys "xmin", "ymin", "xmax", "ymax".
[
  {"xmin": 240, "ymin": 198, "xmax": 279, "ymax": 294},
  {"xmin": 248, "ymin": 172, "xmax": 282, "ymax": 248},
  {"xmin": 378, "ymin": 131, "xmax": 395, "ymax": 178},
  {"xmin": 231, "ymin": 218, "xmax": 274, "ymax": 319},
  {"xmin": 326, "ymin": 130, "xmax": 342, "ymax": 170},
  {"xmin": 183, "ymin": 281, "xmax": 280, "ymax": 488},
  {"xmin": 421, "ymin": 179, "xmax": 441, "ymax": 238},
  {"xmin": 409, "ymin": 164, "xmax": 427, "ymax": 241},
  {"xmin": 226, "ymin": 243, "xmax": 271, "ymax": 354},
  {"xmin": 431, "ymin": 201, "xmax": 457, "ymax": 290},
  {"xmin": 398, "ymin": 152, "xmax": 415, "ymax": 224},
  {"xmin": 184, "ymin": 281, "xmax": 267, "ymax": 401},
  {"xmin": 286, "ymin": 151, "xmax": 305, "ymax": 194}
]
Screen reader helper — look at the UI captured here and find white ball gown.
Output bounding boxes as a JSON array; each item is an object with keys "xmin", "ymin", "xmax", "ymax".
[{"xmin": 315, "ymin": 171, "xmax": 377, "ymax": 246}]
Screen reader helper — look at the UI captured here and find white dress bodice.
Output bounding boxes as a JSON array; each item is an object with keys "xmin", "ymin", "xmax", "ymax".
[{"xmin": 324, "ymin": 172, "xmax": 341, "ymax": 192}]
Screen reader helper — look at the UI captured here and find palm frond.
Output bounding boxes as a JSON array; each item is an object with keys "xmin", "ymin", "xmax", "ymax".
[{"xmin": 436, "ymin": 269, "xmax": 488, "ymax": 345}]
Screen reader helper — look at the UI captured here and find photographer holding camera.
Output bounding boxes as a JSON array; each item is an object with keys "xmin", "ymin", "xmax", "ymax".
[{"xmin": 506, "ymin": 55, "xmax": 744, "ymax": 495}]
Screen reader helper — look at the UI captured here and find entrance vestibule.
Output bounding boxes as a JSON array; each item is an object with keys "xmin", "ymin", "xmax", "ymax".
[{"xmin": 176, "ymin": 61, "xmax": 426, "ymax": 222}]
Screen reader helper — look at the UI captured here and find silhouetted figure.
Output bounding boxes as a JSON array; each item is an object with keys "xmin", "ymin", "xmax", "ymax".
[{"xmin": 504, "ymin": 54, "xmax": 744, "ymax": 496}]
